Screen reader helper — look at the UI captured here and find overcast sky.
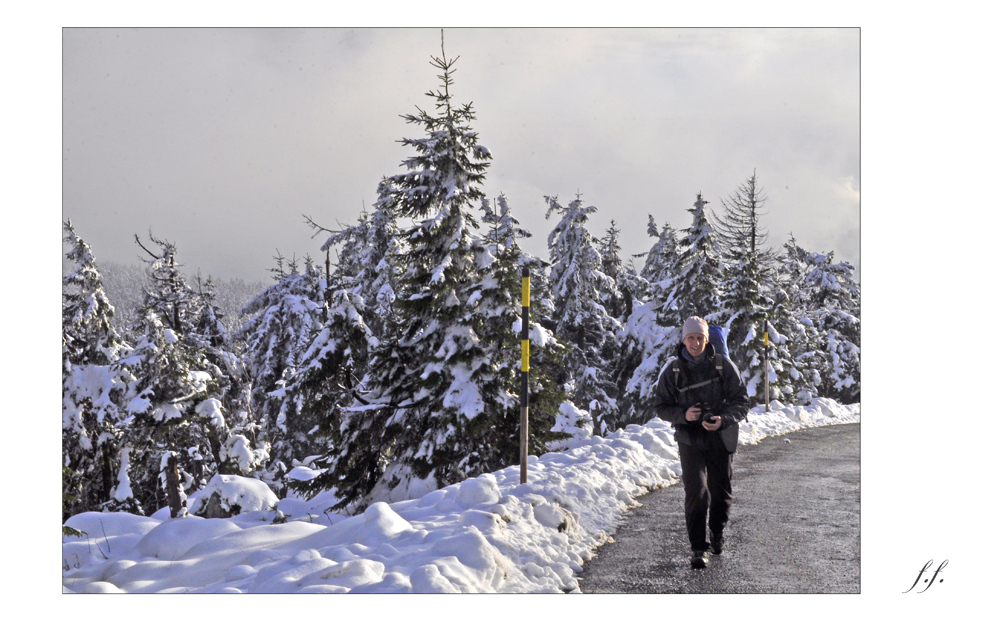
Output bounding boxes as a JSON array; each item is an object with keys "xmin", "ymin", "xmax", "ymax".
[{"xmin": 63, "ymin": 27, "xmax": 860, "ymax": 284}]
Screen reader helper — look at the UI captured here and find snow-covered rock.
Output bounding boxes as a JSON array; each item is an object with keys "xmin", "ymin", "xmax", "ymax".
[{"xmin": 187, "ymin": 474, "xmax": 279, "ymax": 518}]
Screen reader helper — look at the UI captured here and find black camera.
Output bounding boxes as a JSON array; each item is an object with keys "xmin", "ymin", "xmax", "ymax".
[{"xmin": 696, "ymin": 403, "xmax": 716, "ymax": 424}]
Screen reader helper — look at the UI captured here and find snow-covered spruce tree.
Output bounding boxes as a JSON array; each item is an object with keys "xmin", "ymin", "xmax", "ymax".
[
  {"xmin": 545, "ymin": 195, "xmax": 622, "ymax": 434},
  {"xmin": 474, "ymin": 194, "xmax": 569, "ymax": 463},
  {"xmin": 599, "ymin": 220, "xmax": 624, "ymax": 282},
  {"xmin": 598, "ymin": 220, "xmax": 631, "ymax": 320},
  {"xmin": 783, "ymin": 239, "xmax": 861, "ymax": 403},
  {"xmin": 640, "ymin": 216, "xmax": 680, "ymax": 319},
  {"xmin": 610, "ymin": 215, "xmax": 682, "ymax": 424},
  {"xmin": 666, "ymin": 193, "xmax": 726, "ymax": 329},
  {"xmin": 282, "ymin": 188, "xmax": 404, "ymax": 499},
  {"xmin": 311, "ymin": 178, "xmax": 403, "ymax": 343},
  {"xmin": 716, "ymin": 242, "xmax": 776, "ymax": 400},
  {"xmin": 331, "ymin": 190, "xmax": 569, "ymax": 496},
  {"xmin": 62, "ymin": 220, "xmax": 131, "ymax": 519},
  {"xmin": 364, "ymin": 185, "xmax": 406, "ymax": 341},
  {"xmin": 768, "ymin": 281, "xmax": 817, "ymax": 404},
  {"xmin": 116, "ymin": 309, "xmax": 214, "ymax": 516},
  {"xmin": 727, "ymin": 272, "xmax": 811, "ymax": 405},
  {"xmin": 326, "ymin": 42, "xmax": 510, "ymax": 511},
  {"xmin": 190, "ymin": 273, "xmax": 269, "ymax": 478},
  {"xmin": 237, "ymin": 255, "xmax": 325, "ymax": 480},
  {"xmin": 778, "ymin": 236, "xmax": 827, "ymax": 401},
  {"xmin": 63, "ymin": 222, "xmax": 129, "ymax": 367},
  {"xmin": 115, "ymin": 235, "xmax": 263, "ymax": 517},
  {"xmin": 712, "ymin": 173, "xmax": 801, "ymax": 403},
  {"xmin": 238, "ymin": 254, "xmax": 325, "ymax": 419},
  {"xmin": 275, "ymin": 285, "xmax": 377, "ymax": 498},
  {"xmin": 613, "ymin": 216, "xmax": 683, "ymax": 427},
  {"xmin": 607, "ymin": 281, "xmax": 650, "ymax": 420},
  {"xmin": 191, "ymin": 274, "xmax": 257, "ymax": 429}
]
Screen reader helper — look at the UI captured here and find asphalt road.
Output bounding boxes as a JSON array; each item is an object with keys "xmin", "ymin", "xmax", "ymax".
[{"xmin": 577, "ymin": 422, "xmax": 860, "ymax": 593}]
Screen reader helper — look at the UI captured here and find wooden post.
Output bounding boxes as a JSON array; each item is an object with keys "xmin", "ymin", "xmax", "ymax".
[
  {"xmin": 763, "ymin": 320, "xmax": 770, "ymax": 412},
  {"xmin": 520, "ymin": 266, "xmax": 530, "ymax": 484}
]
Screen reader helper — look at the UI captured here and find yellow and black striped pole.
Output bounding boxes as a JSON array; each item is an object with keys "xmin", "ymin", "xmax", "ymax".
[
  {"xmin": 763, "ymin": 320, "xmax": 770, "ymax": 412},
  {"xmin": 520, "ymin": 266, "xmax": 530, "ymax": 484}
]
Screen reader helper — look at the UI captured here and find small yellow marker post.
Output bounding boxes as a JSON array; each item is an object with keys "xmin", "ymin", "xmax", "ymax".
[
  {"xmin": 520, "ymin": 266, "xmax": 530, "ymax": 484},
  {"xmin": 763, "ymin": 321, "xmax": 770, "ymax": 412}
]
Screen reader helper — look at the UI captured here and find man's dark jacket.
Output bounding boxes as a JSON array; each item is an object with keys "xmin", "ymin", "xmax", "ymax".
[{"xmin": 653, "ymin": 342, "xmax": 750, "ymax": 453}]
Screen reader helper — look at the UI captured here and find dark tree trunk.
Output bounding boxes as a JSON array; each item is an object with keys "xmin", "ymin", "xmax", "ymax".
[
  {"xmin": 209, "ymin": 433, "xmax": 231, "ymax": 475},
  {"xmin": 101, "ymin": 444, "xmax": 116, "ymax": 503},
  {"xmin": 163, "ymin": 453, "xmax": 185, "ymax": 518}
]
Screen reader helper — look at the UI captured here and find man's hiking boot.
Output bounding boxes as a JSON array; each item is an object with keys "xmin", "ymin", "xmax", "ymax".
[
  {"xmin": 710, "ymin": 532, "xmax": 724, "ymax": 555},
  {"xmin": 690, "ymin": 550, "xmax": 709, "ymax": 569}
]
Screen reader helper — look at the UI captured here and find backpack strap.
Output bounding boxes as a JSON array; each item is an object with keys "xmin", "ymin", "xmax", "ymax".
[
  {"xmin": 678, "ymin": 377, "xmax": 718, "ymax": 393},
  {"xmin": 672, "ymin": 355, "xmax": 725, "ymax": 394}
]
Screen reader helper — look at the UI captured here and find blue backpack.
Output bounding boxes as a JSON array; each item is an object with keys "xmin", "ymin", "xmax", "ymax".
[{"xmin": 709, "ymin": 324, "xmax": 729, "ymax": 358}]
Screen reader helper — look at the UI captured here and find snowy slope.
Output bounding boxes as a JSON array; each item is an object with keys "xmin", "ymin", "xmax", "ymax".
[{"xmin": 62, "ymin": 399, "xmax": 859, "ymax": 593}]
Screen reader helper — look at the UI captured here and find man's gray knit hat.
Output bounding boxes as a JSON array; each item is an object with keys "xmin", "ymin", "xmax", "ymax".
[{"xmin": 682, "ymin": 316, "xmax": 709, "ymax": 339}]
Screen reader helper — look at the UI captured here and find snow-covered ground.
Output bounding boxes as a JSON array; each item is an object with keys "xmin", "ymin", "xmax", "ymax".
[{"xmin": 62, "ymin": 399, "xmax": 859, "ymax": 594}]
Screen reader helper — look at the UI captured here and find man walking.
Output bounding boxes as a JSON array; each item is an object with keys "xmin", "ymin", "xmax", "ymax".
[{"xmin": 654, "ymin": 316, "xmax": 750, "ymax": 568}]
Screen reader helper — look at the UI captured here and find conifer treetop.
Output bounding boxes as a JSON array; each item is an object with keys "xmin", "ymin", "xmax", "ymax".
[{"xmin": 390, "ymin": 31, "xmax": 492, "ymax": 220}]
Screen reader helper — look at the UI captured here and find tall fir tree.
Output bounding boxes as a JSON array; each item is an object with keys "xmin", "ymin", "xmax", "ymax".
[
  {"xmin": 782, "ymin": 239, "xmax": 861, "ymax": 403},
  {"xmin": 614, "ymin": 216, "xmax": 682, "ymax": 427},
  {"xmin": 544, "ymin": 195, "xmax": 622, "ymax": 434},
  {"xmin": 236, "ymin": 255, "xmax": 326, "ymax": 492},
  {"xmin": 276, "ymin": 285, "xmax": 376, "ymax": 498},
  {"xmin": 667, "ymin": 193, "xmax": 726, "ymax": 328},
  {"xmin": 711, "ymin": 170, "xmax": 771, "ymax": 258},
  {"xmin": 640, "ymin": 215, "xmax": 681, "ymax": 318},
  {"xmin": 286, "ymin": 187, "xmax": 403, "ymax": 501},
  {"xmin": 598, "ymin": 220, "xmax": 629, "ymax": 320},
  {"xmin": 712, "ymin": 173, "xmax": 799, "ymax": 403},
  {"xmin": 115, "ymin": 235, "xmax": 265, "ymax": 516},
  {"xmin": 474, "ymin": 194, "xmax": 569, "ymax": 467},
  {"xmin": 327, "ymin": 39, "xmax": 512, "ymax": 511},
  {"xmin": 313, "ymin": 179, "xmax": 402, "ymax": 343},
  {"xmin": 238, "ymin": 254, "xmax": 325, "ymax": 417},
  {"xmin": 62, "ymin": 220, "xmax": 131, "ymax": 519}
]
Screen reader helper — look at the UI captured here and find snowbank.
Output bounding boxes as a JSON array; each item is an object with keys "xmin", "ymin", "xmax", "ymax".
[{"xmin": 62, "ymin": 398, "xmax": 859, "ymax": 593}]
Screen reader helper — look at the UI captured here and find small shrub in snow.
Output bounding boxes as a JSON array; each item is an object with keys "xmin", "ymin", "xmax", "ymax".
[{"xmin": 547, "ymin": 401, "xmax": 594, "ymax": 452}]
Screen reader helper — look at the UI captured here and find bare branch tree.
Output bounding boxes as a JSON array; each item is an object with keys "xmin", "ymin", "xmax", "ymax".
[{"xmin": 711, "ymin": 169, "xmax": 770, "ymax": 258}]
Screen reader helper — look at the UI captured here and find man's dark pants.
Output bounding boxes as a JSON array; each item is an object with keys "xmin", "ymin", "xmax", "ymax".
[{"xmin": 678, "ymin": 442, "xmax": 734, "ymax": 552}]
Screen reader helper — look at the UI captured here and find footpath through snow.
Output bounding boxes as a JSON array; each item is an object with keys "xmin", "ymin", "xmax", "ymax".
[{"xmin": 62, "ymin": 398, "xmax": 859, "ymax": 593}]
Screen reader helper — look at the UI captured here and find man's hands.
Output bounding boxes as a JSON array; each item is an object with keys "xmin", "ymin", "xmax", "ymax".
[{"xmin": 685, "ymin": 405, "xmax": 722, "ymax": 431}]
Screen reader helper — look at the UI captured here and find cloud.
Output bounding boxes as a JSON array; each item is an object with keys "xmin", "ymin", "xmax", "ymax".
[{"xmin": 63, "ymin": 27, "xmax": 859, "ymax": 283}]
